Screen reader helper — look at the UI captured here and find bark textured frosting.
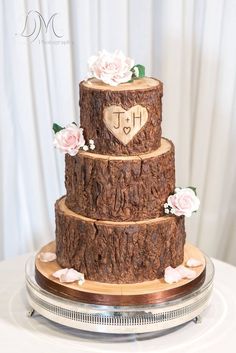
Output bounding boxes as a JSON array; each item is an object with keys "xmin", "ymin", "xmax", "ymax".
[
  {"xmin": 65, "ymin": 138, "xmax": 175, "ymax": 221},
  {"xmin": 52, "ymin": 74, "xmax": 187, "ymax": 285},
  {"xmin": 56, "ymin": 198, "xmax": 186, "ymax": 284},
  {"xmin": 79, "ymin": 77, "xmax": 162, "ymax": 155}
]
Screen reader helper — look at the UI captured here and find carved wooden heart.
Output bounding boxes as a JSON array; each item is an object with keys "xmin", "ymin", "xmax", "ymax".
[{"xmin": 103, "ymin": 105, "xmax": 148, "ymax": 145}]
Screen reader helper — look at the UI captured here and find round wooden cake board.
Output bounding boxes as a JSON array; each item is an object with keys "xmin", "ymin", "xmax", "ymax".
[{"xmin": 35, "ymin": 242, "xmax": 206, "ymax": 306}]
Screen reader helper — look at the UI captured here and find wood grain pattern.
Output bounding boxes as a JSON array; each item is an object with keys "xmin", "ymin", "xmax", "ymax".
[
  {"xmin": 65, "ymin": 138, "xmax": 175, "ymax": 221},
  {"xmin": 83, "ymin": 77, "xmax": 160, "ymax": 91},
  {"xmin": 79, "ymin": 77, "xmax": 163, "ymax": 155},
  {"xmin": 35, "ymin": 242, "xmax": 206, "ymax": 305},
  {"xmin": 55, "ymin": 197, "xmax": 186, "ymax": 284}
]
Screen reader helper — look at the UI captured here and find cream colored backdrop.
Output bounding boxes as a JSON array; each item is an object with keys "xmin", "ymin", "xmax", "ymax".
[{"xmin": 0, "ymin": 0, "xmax": 236, "ymax": 265}]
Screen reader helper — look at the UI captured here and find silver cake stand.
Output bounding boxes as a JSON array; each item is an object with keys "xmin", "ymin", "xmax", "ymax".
[{"xmin": 25, "ymin": 255, "xmax": 214, "ymax": 334}]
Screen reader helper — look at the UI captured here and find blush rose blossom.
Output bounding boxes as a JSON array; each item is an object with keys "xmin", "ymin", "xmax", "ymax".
[
  {"xmin": 167, "ymin": 188, "xmax": 200, "ymax": 217},
  {"xmin": 88, "ymin": 50, "xmax": 134, "ymax": 86},
  {"xmin": 53, "ymin": 124, "xmax": 85, "ymax": 156}
]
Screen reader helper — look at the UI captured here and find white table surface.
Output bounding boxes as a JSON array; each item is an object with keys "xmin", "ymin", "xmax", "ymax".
[{"xmin": 0, "ymin": 254, "xmax": 236, "ymax": 353}]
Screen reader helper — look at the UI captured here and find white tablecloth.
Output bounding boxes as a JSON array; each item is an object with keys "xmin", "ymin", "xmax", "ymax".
[{"xmin": 0, "ymin": 253, "xmax": 236, "ymax": 352}]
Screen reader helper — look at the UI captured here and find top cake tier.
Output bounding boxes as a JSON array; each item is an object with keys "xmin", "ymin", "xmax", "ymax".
[{"xmin": 79, "ymin": 77, "xmax": 163, "ymax": 155}]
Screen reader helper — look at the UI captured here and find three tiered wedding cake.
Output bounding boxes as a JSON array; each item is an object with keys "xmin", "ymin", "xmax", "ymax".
[
  {"xmin": 36, "ymin": 51, "xmax": 202, "ymax": 293},
  {"xmin": 55, "ymin": 75, "xmax": 187, "ymax": 284}
]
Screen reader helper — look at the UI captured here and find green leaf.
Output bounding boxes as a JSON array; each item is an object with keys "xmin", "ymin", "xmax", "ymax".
[
  {"xmin": 131, "ymin": 64, "xmax": 145, "ymax": 79},
  {"xmin": 52, "ymin": 123, "xmax": 64, "ymax": 134},
  {"xmin": 136, "ymin": 64, "xmax": 145, "ymax": 77},
  {"xmin": 188, "ymin": 186, "xmax": 197, "ymax": 195}
]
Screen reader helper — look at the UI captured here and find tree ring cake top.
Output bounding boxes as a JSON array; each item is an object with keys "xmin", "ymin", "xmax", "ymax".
[{"xmin": 82, "ymin": 77, "xmax": 160, "ymax": 91}]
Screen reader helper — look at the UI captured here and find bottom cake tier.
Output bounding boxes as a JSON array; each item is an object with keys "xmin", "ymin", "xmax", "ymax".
[
  {"xmin": 55, "ymin": 197, "xmax": 186, "ymax": 284},
  {"xmin": 34, "ymin": 242, "xmax": 206, "ymax": 306}
]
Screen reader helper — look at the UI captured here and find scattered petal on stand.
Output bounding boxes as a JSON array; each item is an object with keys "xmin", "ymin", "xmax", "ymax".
[
  {"xmin": 38, "ymin": 252, "xmax": 57, "ymax": 262},
  {"xmin": 186, "ymin": 258, "xmax": 203, "ymax": 268},
  {"xmin": 52, "ymin": 268, "xmax": 68, "ymax": 279},
  {"xmin": 164, "ymin": 266, "xmax": 182, "ymax": 284},
  {"xmin": 52, "ymin": 268, "xmax": 85, "ymax": 284},
  {"xmin": 176, "ymin": 265, "xmax": 197, "ymax": 280}
]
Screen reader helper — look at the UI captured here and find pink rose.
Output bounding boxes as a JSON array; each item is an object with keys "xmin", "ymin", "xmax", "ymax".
[
  {"xmin": 167, "ymin": 188, "xmax": 200, "ymax": 217},
  {"xmin": 88, "ymin": 50, "xmax": 134, "ymax": 86},
  {"xmin": 53, "ymin": 124, "xmax": 85, "ymax": 156}
]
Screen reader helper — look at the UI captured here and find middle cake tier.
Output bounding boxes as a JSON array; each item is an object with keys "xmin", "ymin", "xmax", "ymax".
[{"xmin": 65, "ymin": 138, "xmax": 175, "ymax": 221}]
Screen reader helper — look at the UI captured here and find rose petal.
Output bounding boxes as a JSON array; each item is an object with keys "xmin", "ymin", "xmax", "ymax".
[
  {"xmin": 186, "ymin": 258, "xmax": 203, "ymax": 268},
  {"xmin": 52, "ymin": 268, "xmax": 85, "ymax": 284},
  {"xmin": 52, "ymin": 268, "xmax": 69, "ymax": 279},
  {"xmin": 38, "ymin": 252, "xmax": 57, "ymax": 262},
  {"xmin": 176, "ymin": 265, "xmax": 197, "ymax": 279},
  {"xmin": 164, "ymin": 266, "xmax": 182, "ymax": 284},
  {"xmin": 60, "ymin": 269, "xmax": 82, "ymax": 283}
]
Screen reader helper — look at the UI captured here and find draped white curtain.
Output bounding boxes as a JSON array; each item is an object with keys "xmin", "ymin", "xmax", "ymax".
[{"xmin": 0, "ymin": 0, "xmax": 236, "ymax": 265}]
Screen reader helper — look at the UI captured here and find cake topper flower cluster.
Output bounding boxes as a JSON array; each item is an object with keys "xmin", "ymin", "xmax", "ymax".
[{"xmin": 87, "ymin": 50, "xmax": 145, "ymax": 86}]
